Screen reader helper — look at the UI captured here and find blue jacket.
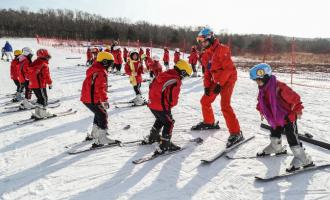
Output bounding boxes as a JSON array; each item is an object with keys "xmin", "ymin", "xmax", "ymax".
[{"xmin": 4, "ymin": 42, "xmax": 13, "ymax": 52}]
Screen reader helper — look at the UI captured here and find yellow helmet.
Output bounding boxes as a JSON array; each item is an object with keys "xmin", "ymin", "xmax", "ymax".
[
  {"xmin": 175, "ymin": 59, "xmax": 192, "ymax": 77},
  {"xmin": 14, "ymin": 49, "xmax": 22, "ymax": 56},
  {"xmin": 96, "ymin": 51, "xmax": 114, "ymax": 62}
]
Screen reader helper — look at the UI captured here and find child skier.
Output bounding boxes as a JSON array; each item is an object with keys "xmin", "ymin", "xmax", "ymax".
[
  {"xmin": 81, "ymin": 51, "xmax": 118, "ymax": 146},
  {"xmin": 174, "ymin": 48, "xmax": 181, "ymax": 64},
  {"xmin": 188, "ymin": 46, "xmax": 199, "ymax": 77},
  {"xmin": 149, "ymin": 55, "xmax": 163, "ymax": 79},
  {"xmin": 28, "ymin": 49, "xmax": 53, "ymax": 118},
  {"xmin": 10, "ymin": 50, "xmax": 23, "ymax": 102},
  {"xmin": 112, "ymin": 46, "xmax": 123, "ymax": 75},
  {"xmin": 18, "ymin": 47, "xmax": 34, "ymax": 109},
  {"xmin": 163, "ymin": 47, "xmax": 170, "ymax": 70},
  {"xmin": 123, "ymin": 47, "xmax": 129, "ymax": 63},
  {"xmin": 124, "ymin": 49, "xmax": 146, "ymax": 106},
  {"xmin": 144, "ymin": 59, "xmax": 192, "ymax": 154},
  {"xmin": 250, "ymin": 63, "xmax": 314, "ymax": 172},
  {"xmin": 86, "ymin": 47, "xmax": 93, "ymax": 65}
]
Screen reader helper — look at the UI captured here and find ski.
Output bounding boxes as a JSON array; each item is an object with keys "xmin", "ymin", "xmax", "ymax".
[
  {"xmin": 261, "ymin": 123, "xmax": 330, "ymax": 150},
  {"xmin": 132, "ymin": 137, "xmax": 203, "ymax": 164},
  {"xmin": 14, "ymin": 109, "xmax": 77, "ymax": 125},
  {"xmin": 2, "ymin": 103, "xmax": 61, "ymax": 113},
  {"xmin": 225, "ymin": 151, "xmax": 289, "ymax": 160},
  {"xmin": 68, "ymin": 140, "xmax": 122, "ymax": 154},
  {"xmin": 132, "ymin": 147, "xmax": 186, "ymax": 164},
  {"xmin": 201, "ymin": 135, "xmax": 255, "ymax": 164},
  {"xmin": 114, "ymin": 102, "xmax": 147, "ymax": 108},
  {"xmin": 1, "ymin": 98, "xmax": 60, "ymax": 107},
  {"xmin": 255, "ymin": 163, "xmax": 330, "ymax": 181}
]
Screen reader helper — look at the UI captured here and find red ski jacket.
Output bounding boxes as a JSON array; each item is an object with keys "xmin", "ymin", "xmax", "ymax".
[
  {"xmin": 80, "ymin": 62, "xmax": 108, "ymax": 104},
  {"xmin": 124, "ymin": 60, "xmax": 144, "ymax": 84},
  {"xmin": 203, "ymin": 39, "xmax": 237, "ymax": 88},
  {"xmin": 163, "ymin": 49, "xmax": 170, "ymax": 63},
  {"xmin": 146, "ymin": 48, "xmax": 151, "ymax": 57},
  {"xmin": 113, "ymin": 49, "xmax": 123, "ymax": 65},
  {"xmin": 17, "ymin": 55, "xmax": 32, "ymax": 83},
  {"xmin": 174, "ymin": 52, "xmax": 181, "ymax": 63},
  {"xmin": 10, "ymin": 58, "xmax": 20, "ymax": 80},
  {"xmin": 188, "ymin": 49, "xmax": 199, "ymax": 65},
  {"xmin": 150, "ymin": 60, "xmax": 163, "ymax": 77},
  {"xmin": 28, "ymin": 58, "xmax": 52, "ymax": 89},
  {"xmin": 148, "ymin": 69, "xmax": 181, "ymax": 111},
  {"xmin": 257, "ymin": 80, "xmax": 304, "ymax": 122}
]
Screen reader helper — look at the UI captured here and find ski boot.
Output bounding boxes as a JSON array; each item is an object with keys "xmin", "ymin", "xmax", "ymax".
[
  {"xmin": 226, "ymin": 132, "xmax": 244, "ymax": 148},
  {"xmin": 142, "ymin": 127, "xmax": 161, "ymax": 145},
  {"xmin": 32, "ymin": 106, "xmax": 54, "ymax": 119},
  {"xmin": 154, "ymin": 137, "xmax": 181, "ymax": 155},
  {"xmin": 19, "ymin": 99, "xmax": 35, "ymax": 110},
  {"xmin": 85, "ymin": 124, "xmax": 98, "ymax": 141},
  {"xmin": 191, "ymin": 121, "xmax": 220, "ymax": 130},
  {"xmin": 91, "ymin": 128, "xmax": 119, "ymax": 148},
  {"xmin": 133, "ymin": 94, "xmax": 147, "ymax": 106},
  {"xmin": 257, "ymin": 137, "xmax": 287, "ymax": 157},
  {"xmin": 286, "ymin": 145, "xmax": 314, "ymax": 172}
]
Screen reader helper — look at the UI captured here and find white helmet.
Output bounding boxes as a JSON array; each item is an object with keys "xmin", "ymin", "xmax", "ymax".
[
  {"xmin": 113, "ymin": 45, "xmax": 121, "ymax": 51},
  {"xmin": 175, "ymin": 48, "xmax": 180, "ymax": 52},
  {"xmin": 22, "ymin": 47, "xmax": 34, "ymax": 56},
  {"xmin": 152, "ymin": 55, "xmax": 160, "ymax": 61}
]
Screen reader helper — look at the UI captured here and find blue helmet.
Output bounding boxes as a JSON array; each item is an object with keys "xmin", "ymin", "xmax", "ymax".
[
  {"xmin": 197, "ymin": 27, "xmax": 214, "ymax": 43},
  {"xmin": 249, "ymin": 63, "xmax": 272, "ymax": 80}
]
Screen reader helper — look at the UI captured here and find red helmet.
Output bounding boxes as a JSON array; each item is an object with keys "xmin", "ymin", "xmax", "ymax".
[{"xmin": 37, "ymin": 49, "xmax": 51, "ymax": 59}]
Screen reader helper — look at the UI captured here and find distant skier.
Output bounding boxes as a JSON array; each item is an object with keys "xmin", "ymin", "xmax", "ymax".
[
  {"xmin": 28, "ymin": 49, "xmax": 53, "ymax": 118},
  {"xmin": 173, "ymin": 48, "xmax": 181, "ymax": 64},
  {"xmin": 139, "ymin": 48, "xmax": 144, "ymax": 60},
  {"xmin": 250, "ymin": 63, "xmax": 314, "ymax": 172},
  {"xmin": 149, "ymin": 55, "xmax": 163, "ymax": 79},
  {"xmin": 144, "ymin": 59, "xmax": 192, "ymax": 154},
  {"xmin": 124, "ymin": 49, "xmax": 146, "ymax": 106},
  {"xmin": 163, "ymin": 47, "xmax": 170, "ymax": 70},
  {"xmin": 81, "ymin": 51, "xmax": 118, "ymax": 146},
  {"xmin": 3, "ymin": 41, "xmax": 13, "ymax": 61},
  {"xmin": 86, "ymin": 47, "xmax": 93, "ymax": 65},
  {"xmin": 192, "ymin": 27, "xmax": 243, "ymax": 148},
  {"xmin": 123, "ymin": 47, "xmax": 129, "ymax": 63},
  {"xmin": 145, "ymin": 48, "xmax": 153, "ymax": 77},
  {"xmin": 18, "ymin": 47, "xmax": 34, "ymax": 109},
  {"xmin": 188, "ymin": 46, "xmax": 199, "ymax": 77},
  {"xmin": 10, "ymin": 50, "xmax": 23, "ymax": 102},
  {"xmin": 112, "ymin": 46, "xmax": 123, "ymax": 75}
]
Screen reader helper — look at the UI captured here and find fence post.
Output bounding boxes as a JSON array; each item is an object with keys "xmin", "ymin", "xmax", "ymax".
[{"xmin": 291, "ymin": 37, "xmax": 295, "ymax": 85}]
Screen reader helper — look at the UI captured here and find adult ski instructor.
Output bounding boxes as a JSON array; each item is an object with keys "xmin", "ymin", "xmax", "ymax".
[{"xmin": 192, "ymin": 27, "xmax": 243, "ymax": 148}]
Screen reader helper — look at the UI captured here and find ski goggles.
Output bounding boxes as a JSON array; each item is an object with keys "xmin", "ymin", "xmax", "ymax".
[{"xmin": 196, "ymin": 35, "xmax": 207, "ymax": 43}]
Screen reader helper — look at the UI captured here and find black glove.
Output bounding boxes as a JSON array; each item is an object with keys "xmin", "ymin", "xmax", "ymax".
[
  {"xmin": 48, "ymin": 84, "xmax": 53, "ymax": 90},
  {"xmin": 204, "ymin": 87, "xmax": 210, "ymax": 96},
  {"xmin": 213, "ymin": 84, "xmax": 221, "ymax": 94}
]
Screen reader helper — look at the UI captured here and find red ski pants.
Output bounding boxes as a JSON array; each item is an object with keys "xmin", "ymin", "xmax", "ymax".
[{"xmin": 200, "ymin": 82, "xmax": 240, "ymax": 135}]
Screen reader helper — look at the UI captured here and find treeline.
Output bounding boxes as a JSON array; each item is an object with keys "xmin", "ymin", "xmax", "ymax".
[{"xmin": 0, "ymin": 8, "xmax": 330, "ymax": 54}]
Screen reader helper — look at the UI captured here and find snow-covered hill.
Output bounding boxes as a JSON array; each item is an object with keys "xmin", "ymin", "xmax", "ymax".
[{"xmin": 0, "ymin": 38, "xmax": 329, "ymax": 200}]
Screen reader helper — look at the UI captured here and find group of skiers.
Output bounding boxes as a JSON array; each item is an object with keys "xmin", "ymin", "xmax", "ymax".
[
  {"xmin": 2, "ymin": 26, "xmax": 314, "ymax": 171},
  {"xmin": 8, "ymin": 45, "xmax": 53, "ymax": 119},
  {"xmin": 79, "ymin": 27, "xmax": 313, "ymax": 172}
]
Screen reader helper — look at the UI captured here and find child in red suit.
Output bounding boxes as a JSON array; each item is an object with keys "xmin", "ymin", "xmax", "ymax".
[{"xmin": 144, "ymin": 59, "xmax": 192, "ymax": 155}]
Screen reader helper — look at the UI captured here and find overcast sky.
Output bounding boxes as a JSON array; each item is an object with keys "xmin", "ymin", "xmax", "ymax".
[{"xmin": 2, "ymin": 0, "xmax": 330, "ymax": 38}]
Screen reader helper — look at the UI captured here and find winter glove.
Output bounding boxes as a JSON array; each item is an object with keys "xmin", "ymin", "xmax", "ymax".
[
  {"xmin": 204, "ymin": 88, "xmax": 210, "ymax": 96},
  {"xmin": 213, "ymin": 84, "xmax": 221, "ymax": 94},
  {"xmin": 101, "ymin": 101, "xmax": 110, "ymax": 109},
  {"xmin": 48, "ymin": 84, "xmax": 53, "ymax": 89}
]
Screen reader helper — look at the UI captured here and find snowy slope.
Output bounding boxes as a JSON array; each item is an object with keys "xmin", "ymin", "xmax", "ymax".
[{"xmin": 0, "ymin": 38, "xmax": 329, "ymax": 200}]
